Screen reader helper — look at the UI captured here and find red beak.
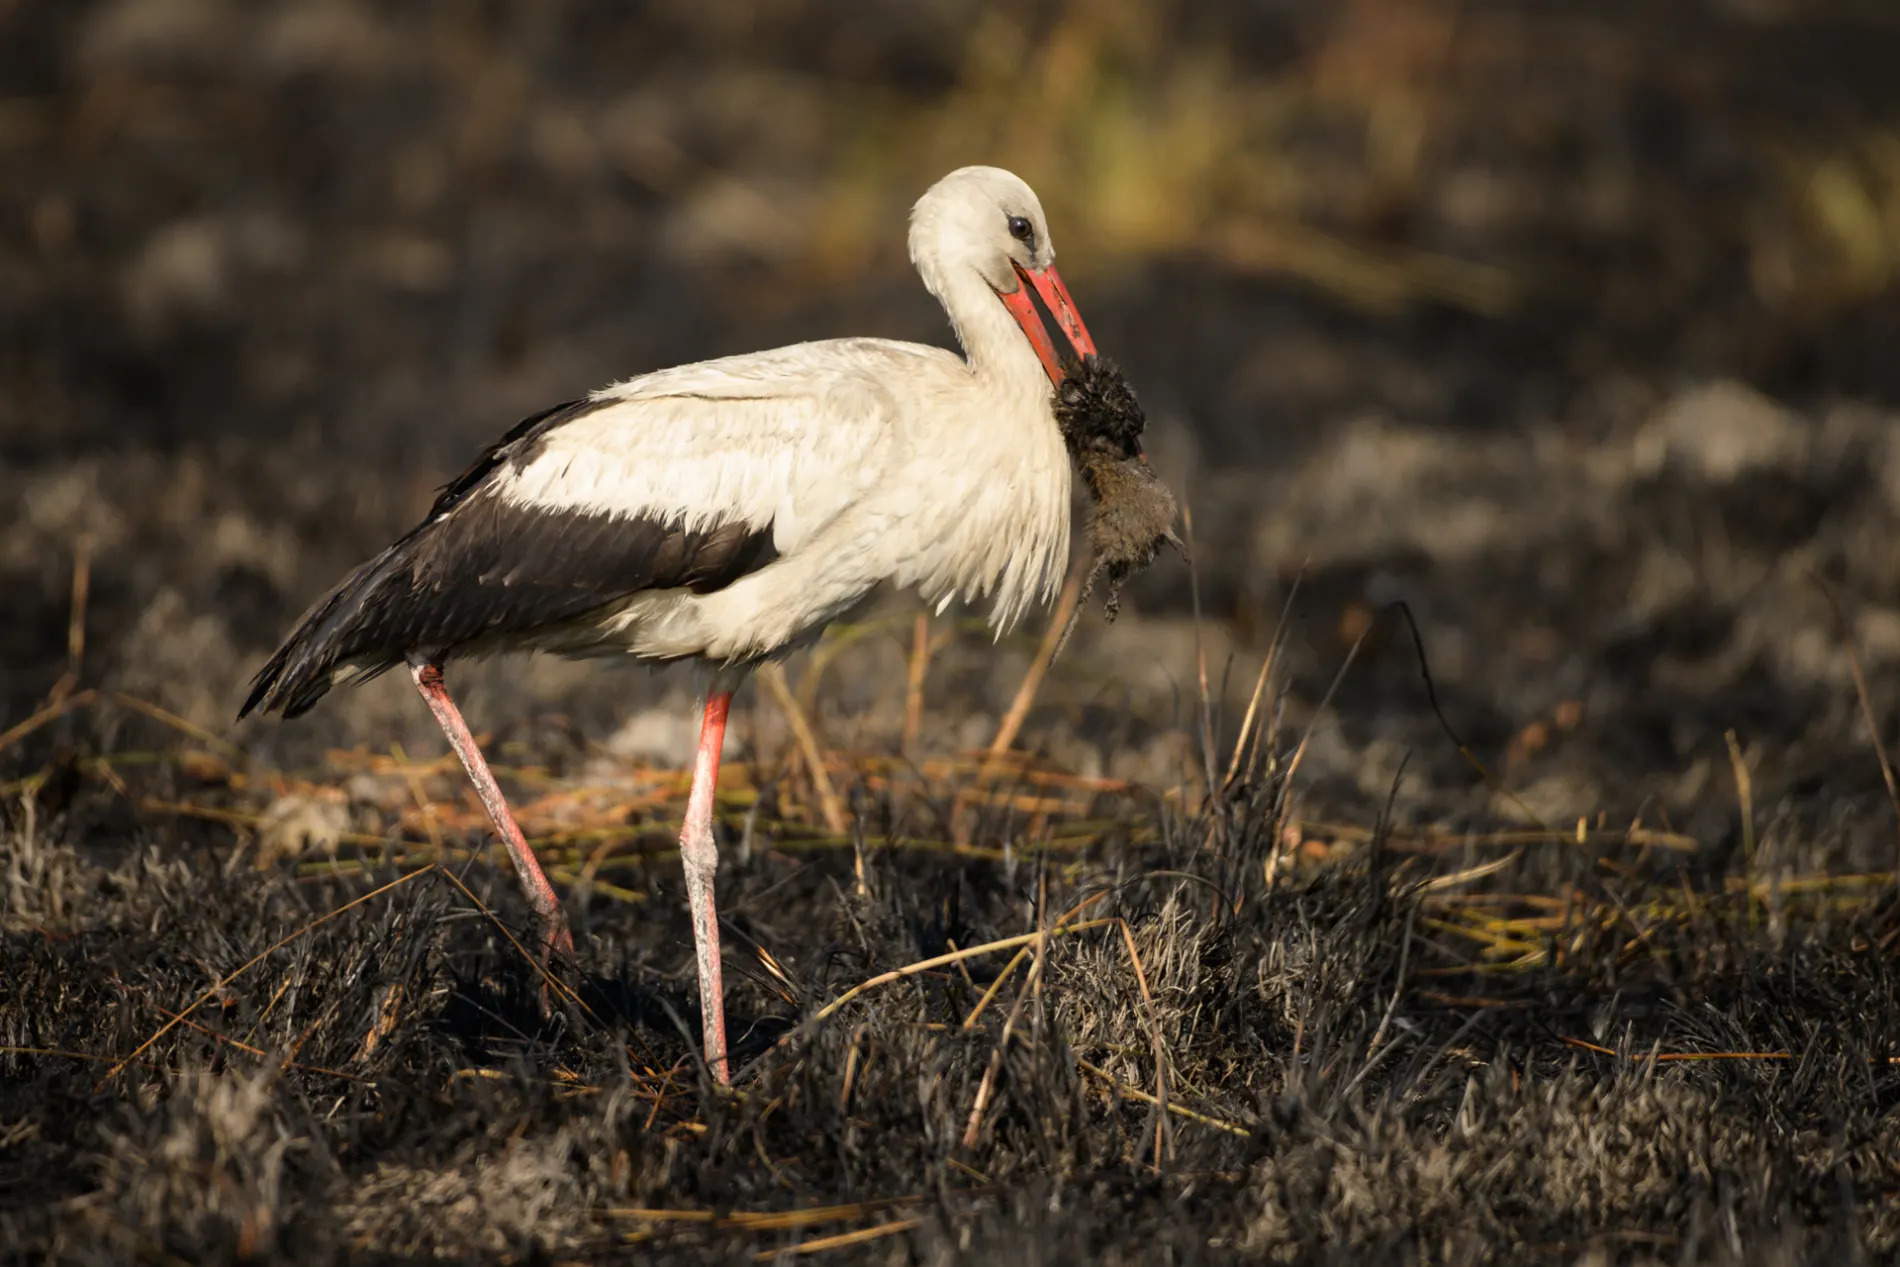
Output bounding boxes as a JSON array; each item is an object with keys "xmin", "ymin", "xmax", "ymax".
[{"xmin": 999, "ymin": 262, "xmax": 1099, "ymax": 385}]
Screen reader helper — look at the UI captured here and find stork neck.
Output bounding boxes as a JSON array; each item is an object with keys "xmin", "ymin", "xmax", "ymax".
[{"xmin": 940, "ymin": 266, "xmax": 1056, "ymax": 401}]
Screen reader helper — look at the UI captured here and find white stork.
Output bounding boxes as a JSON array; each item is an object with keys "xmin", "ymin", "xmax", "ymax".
[{"xmin": 240, "ymin": 166, "xmax": 1099, "ymax": 1084}]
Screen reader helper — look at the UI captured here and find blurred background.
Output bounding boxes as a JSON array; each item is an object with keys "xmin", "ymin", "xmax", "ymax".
[{"xmin": 8, "ymin": 0, "xmax": 1900, "ymax": 856}]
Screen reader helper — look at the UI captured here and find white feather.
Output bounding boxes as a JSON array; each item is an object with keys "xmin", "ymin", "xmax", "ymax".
[{"xmin": 495, "ymin": 167, "xmax": 1077, "ymax": 666}]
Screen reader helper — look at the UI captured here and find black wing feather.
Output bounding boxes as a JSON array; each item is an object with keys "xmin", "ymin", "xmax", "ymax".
[
  {"xmin": 240, "ymin": 399, "xmax": 777, "ymax": 720},
  {"xmin": 426, "ymin": 396, "xmax": 602, "ymax": 517}
]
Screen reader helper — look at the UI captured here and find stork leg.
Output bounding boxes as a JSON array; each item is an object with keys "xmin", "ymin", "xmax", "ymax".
[
  {"xmin": 408, "ymin": 660, "xmax": 575, "ymax": 967},
  {"xmin": 680, "ymin": 690, "xmax": 733, "ymax": 1084}
]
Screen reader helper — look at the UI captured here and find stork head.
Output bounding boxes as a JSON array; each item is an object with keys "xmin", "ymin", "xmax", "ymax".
[{"xmin": 908, "ymin": 166, "xmax": 1098, "ymax": 384}]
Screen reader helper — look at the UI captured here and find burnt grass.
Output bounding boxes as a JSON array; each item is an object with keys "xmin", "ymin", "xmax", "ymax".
[
  {"xmin": 11, "ymin": 0, "xmax": 1900, "ymax": 1262},
  {"xmin": 6, "ymin": 733, "xmax": 1900, "ymax": 1264}
]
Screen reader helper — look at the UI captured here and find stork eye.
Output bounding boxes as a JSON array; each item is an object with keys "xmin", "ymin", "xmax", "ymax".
[{"xmin": 1006, "ymin": 214, "xmax": 1035, "ymax": 245}]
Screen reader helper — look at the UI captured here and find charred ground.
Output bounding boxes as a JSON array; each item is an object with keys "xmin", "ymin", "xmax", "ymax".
[{"xmin": 8, "ymin": 1, "xmax": 1900, "ymax": 1263}]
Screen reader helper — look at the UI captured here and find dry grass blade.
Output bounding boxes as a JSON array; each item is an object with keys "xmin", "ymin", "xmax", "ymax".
[
  {"xmin": 1182, "ymin": 502, "xmax": 1218, "ymax": 800},
  {"xmin": 837, "ymin": 1024, "xmax": 867, "ymax": 1110},
  {"xmin": 1224, "ymin": 655, "xmax": 1275, "ymax": 792},
  {"xmin": 390, "ymin": 740, "xmax": 446, "ymax": 855},
  {"xmin": 1300, "ymin": 819, "xmax": 1698, "ymax": 854},
  {"xmin": 125, "ymin": 986, "xmax": 369, "ymax": 1084},
  {"xmin": 1225, "ymin": 570, "xmax": 1302, "ymax": 789},
  {"xmin": 432, "ymin": 866, "xmax": 594, "ymax": 1020},
  {"xmin": 1345, "ymin": 906, "xmax": 1417, "ymax": 1097},
  {"xmin": 5, "ymin": 1045, "xmax": 150, "ymax": 1067},
  {"xmin": 607, "ymin": 1194, "xmax": 935, "ymax": 1229},
  {"xmin": 1270, "ymin": 620, "xmax": 1374, "ymax": 869},
  {"xmin": 992, "ymin": 569, "xmax": 1088, "ymax": 764},
  {"xmin": 45, "ymin": 533, "xmax": 91, "ymax": 707},
  {"xmin": 107, "ymin": 692, "xmax": 250, "ymax": 761},
  {"xmin": 0, "ymin": 688, "xmax": 99, "ymax": 756},
  {"xmin": 141, "ymin": 797, "xmax": 388, "ymax": 849},
  {"xmin": 97, "ymin": 865, "xmax": 434, "ymax": 1087},
  {"xmin": 950, "ymin": 565, "xmax": 1086, "ymax": 844},
  {"xmin": 799, "ymin": 917, "xmax": 1115, "ymax": 1031},
  {"xmin": 1116, "ymin": 918, "xmax": 1171, "ymax": 1168},
  {"xmin": 754, "ymin": 1217, "xmax": 921, "ymax": 1258},
  {"xmin": 1420, "ymin": 849, "xmax": 1523, "ymax": 892},
  {"xmin": 1559, "ymin": 1036, "xmax": 1797, "ymax": 1062},
  {"xmin": 760, "ymin": 663, "xmax": 848, "ymax": 836},
  {"xmin": 961, "ymin": 945, "xmax": 1031, "ymax": 1030},
  {"xmin": 1725, "ymin": 729, "xmax": 1756, "ymax": 889},
  {"xmin": 1076, "ymin": 1059, "xmax": 1249, "ymax": 1137},
  {"xmin": 961, "ymin": 946, "xmax": 1041, "ymax": 1148},
  {"xmin": 902, "ymin": 611, "xmax": 930, "ymax": 755}
]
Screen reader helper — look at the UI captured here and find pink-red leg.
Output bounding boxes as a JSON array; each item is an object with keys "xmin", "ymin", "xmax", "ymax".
[
  {"xmin": 409, "ymin": 660, "xmax": 575, "ymax": 966},
  {"xmin": 680, "ymin": 690, "xmax": 732, "ymax": 1083}
]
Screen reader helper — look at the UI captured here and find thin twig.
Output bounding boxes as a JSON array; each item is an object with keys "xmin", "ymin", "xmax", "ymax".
[
  {"xmin": 1387, "ymin": 602, "xmax": 1553, "ymax": 832},
  {"xmin": 760, "ymin": 664, "xmax": 848, "ymax": 836},
  {"xmin": 902, "ymin": 611, "xmax": 931, "ymax": 755},
  {"xmin": 953, "ymin": 564, "xmax": 1086, "ymax": 844},
  {"xmin": 984, "ymin": 566, "xmax": 1086, "ymax": 763}
]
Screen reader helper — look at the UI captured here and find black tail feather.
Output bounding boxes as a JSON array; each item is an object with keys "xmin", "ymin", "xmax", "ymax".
[{"xmin": 238, "ymin": 547, "xmax": 409, "ymax": 721}]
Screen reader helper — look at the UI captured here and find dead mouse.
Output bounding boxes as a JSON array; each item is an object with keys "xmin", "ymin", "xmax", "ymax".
[{"xmin": 1051, "ymin": 356, "xmax": 1184, "ymax": 651}]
